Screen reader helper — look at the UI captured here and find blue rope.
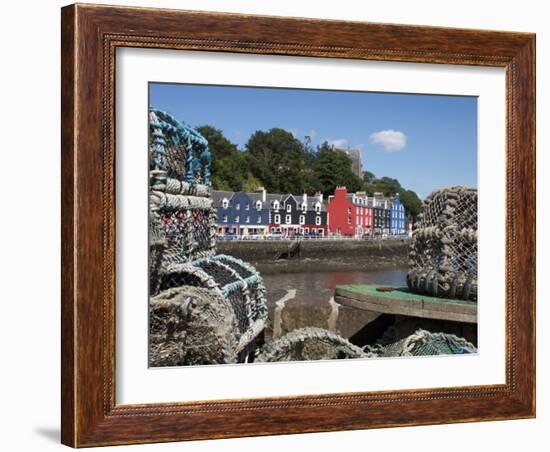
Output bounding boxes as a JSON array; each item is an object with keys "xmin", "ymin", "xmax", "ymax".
[{"xmin": 149, "ymin": 107, "xmax": 212, "ymax": 186}]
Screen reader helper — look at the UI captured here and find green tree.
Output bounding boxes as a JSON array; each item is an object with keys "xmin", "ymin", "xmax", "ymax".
[
  {"xmin": 246, "ymin": 128, "xmax": 307, "ymax": 193},
  {"xmin": 198, "ymin": 124, "xmax": 423, "ymax": 218},
  {"xmin": 372, "ymin": 176, "xmax": 402, "ymax": 196},
  {"xmin": 197, "ymin": 125, "xmax": 248, "ymax": 191},
  {"xmin": 362, "ymin": 170, "xmax": 376, "ymax": 184},
  {"xmin": 361, "ymin": 170, "xmax": 422, "ymax": 219},
  {"xmin": 197, "ymin": 125, "xmax": 237, "ymax": 160},
  {"xmin": 313, "ymin": 142, "xmax": 363, "ymax": 197},
  {"xmin": 399, "ymin": 189, "xmax": 423, "ymax": 219},
  {"xmin": 242, "ymin": 173, "xmax": 264, "ymax": 192}
]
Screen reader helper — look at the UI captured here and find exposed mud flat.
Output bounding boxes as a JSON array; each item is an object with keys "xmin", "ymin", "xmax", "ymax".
[
  {"xmin": 262, "ymin": 268, "xmax": 409, "ymax": 342},
  {"xmin": 218, "ymin": 240, "xmax": 412, "ymax": 344}
]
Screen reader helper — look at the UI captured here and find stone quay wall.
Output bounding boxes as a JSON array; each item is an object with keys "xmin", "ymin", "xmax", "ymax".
[{"xmin": 217, "ymin": 239, "xmax": 409, "ymax": 273}]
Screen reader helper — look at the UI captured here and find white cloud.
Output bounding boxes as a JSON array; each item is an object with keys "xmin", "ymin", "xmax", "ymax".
[
  {"xmin": 307, "ymin": 129, "xmax": 317, "ymax": 139},
  {"xmin": 369, "ymin": 130, "xmax": 407, "ymax": 152},
  {"xmin": 326, "ymin": 138, "xmax": 349, "ymax": 149}
]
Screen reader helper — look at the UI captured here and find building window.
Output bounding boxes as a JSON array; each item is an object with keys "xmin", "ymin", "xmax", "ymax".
[
  {"xmin": 245, "ymin": 203, "xmax": 250, "ymax": 210},
  {"xmin": 245, "ymin": 216, "xmax": 250, "ymax": 223},
  {"xmin": 348, "ymin": 216, "xmax": 352, "ymax": 224},
  {"xmin": 285, "ymin": 214, "xmax": 291, "ymax": 224},
  {"xmin": 286, "ymin": 204, "xmax": 292, "ymax": 213},
  {"xmin": 348, "ymin": 207, "xmax": 352, "ymax": 214},
  {"xmin": 315, "ymin": 203, "xmax": 321, "ymax": 213},
  {"xmin": 316, "ymin": 216, "xmax": 321, "ymax": 225},
  {"xmin": 256, "ymin": 201, "xmax": 262, "ymax": 210},
  {"xmin": 273, "ymin": 200, "xmax": 280, "ymax": 210},
  {"xmin": 299, "ymin": 215, "xmax": 305, "ymax": 225},
  {"xmin": 222, "ymin": 198, "xmax": 229, "ymax": 209},
  {"xmin": 235, "ymin": 203, "xmax": 240, "ymax": 210},
  {"xmin": 257, "ymin": 216, "xmax": 262, "ymax": 224},
  {"xmin": 222, "ymin": 215, "xmax": 228, "ymax": 223},
  {"xmin": 318, "ymin": 228, "xmax": 324, "ymax": 234},
  {"xmin": 235, "ymin": 216, "xmax": 240, "ymax": 223},
  {"xmin": 274, "ymin": 214, "xmax": 281, "ymax": 224},
  {"xmin": 301, "ymin": 202, "xmax": 307, "ymax": 212}
]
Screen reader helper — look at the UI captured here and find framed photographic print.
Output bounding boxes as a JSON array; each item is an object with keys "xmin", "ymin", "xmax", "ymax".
[{"xmin": 61, "ymin": 3, "xmax": 535, "ymax": 447}]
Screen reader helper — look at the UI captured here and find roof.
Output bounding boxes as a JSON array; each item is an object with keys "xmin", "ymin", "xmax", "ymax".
[
  {"xmin": 246, "ymin": 192, "xmax": 263, "ymax": 202},
  {"xmin": 343, "ymin": 193, "xmax": 399, "ymax": 209},
  {"xmin": 265, "ymin": 193, "xmax": 284, "ymax": 205},
  {"xmin": 211, "ymin": 190, "xmax": 234, "ymax": 208},
  {"xmin": 212, "ymin": 190, "xmax": 327, "ymax": 211},
  {"xmin": 290, "ymin": 194, "xmax": 326, "ymax": 212}
]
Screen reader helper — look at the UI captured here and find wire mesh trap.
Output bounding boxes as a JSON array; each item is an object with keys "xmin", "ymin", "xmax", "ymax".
[{"xmin": 407, "ymin": 186, "xmax": 478, "ymax": 301}]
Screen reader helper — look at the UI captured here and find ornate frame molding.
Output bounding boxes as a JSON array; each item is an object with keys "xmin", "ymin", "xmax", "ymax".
[{"xmin": 61, "ymin": 4, "xmax": 535, "ymax": 447}]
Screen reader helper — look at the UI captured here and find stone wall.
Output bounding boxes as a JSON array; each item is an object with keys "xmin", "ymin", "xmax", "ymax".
[{"xmin": 217, "ymin": 239, "xmax": 409, "ymax": 268}]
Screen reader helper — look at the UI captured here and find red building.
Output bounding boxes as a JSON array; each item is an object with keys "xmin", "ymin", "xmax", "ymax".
[{"xmin": 327, "ymin": 187, "xmax": 373, "ymax": 237}]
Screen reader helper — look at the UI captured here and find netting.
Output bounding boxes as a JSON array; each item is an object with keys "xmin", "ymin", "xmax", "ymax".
[
  {"xmin": 149, "ymin": 109, "xmax": 217, "ymax": 266},
  {"xmin": 149, "ymin": 286, "xmax": 239, "ymax": 366},
  {"xmin": 375, "ymin": 329, "xmax": 477, "ymax": 357},
  {"xmin": 166, "ymin": 256, "xmax": 267, "ymax": 349},
  {"xmin": 151, "ymin": 256, "xmax": 267, "ymax": 363},
  {"xmin": 148, "ymin": 108, "xmax": 268, "ymax": 366},
  {"xmin": 255, "ymin": 327, "xmax": 476, "ymax": 362},
  {"xmin": 255, "ymin": 327, "xmax": 372, "ymax": 362},
  {"xmin": 149, "ymin": 109, "xmax": 211, "ymax": 185},
  {"xmin": 149, "ymin": 209, "xmax": 168, "ymax": 296},
  {"xmin": 407, "ymin": 186, "xmax": 478, "ymax": 301}
]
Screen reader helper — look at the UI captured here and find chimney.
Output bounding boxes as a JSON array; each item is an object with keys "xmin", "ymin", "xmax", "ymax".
[
  {"xmin": 303, "ymin": 193, "xmax": 307, "ymax": 204},
  {"xmin": 334, "ymin": 187, "xmax": 347, "ymax": 200},
  {"xmin": 315, "ymin": 191, "xmax": 324, "ymax": 203},
  {"xmin": 257, "ymin": 186, "xmax": 266, "ymax": 202}
]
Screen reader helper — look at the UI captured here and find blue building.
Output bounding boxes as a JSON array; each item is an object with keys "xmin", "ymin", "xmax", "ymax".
[
  {"xmin": 212, "ymin": 189, "xmax": 271, "ymax": 236},
  {"xmin": 390, "ymin": 193, "xmax": 406, "ymax": 235}
]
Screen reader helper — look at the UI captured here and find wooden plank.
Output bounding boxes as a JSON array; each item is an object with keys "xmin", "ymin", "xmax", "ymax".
[{"xmin": 335, "ymin": 285, "xmax": 477, "ymax": 324}]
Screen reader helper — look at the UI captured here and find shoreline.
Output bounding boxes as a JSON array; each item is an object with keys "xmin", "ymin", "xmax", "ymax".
[
  {"xmin": 218, "ymin": 239, "xmax": 409, "ymax": 274},
  {"xmin": 255, "ymin": 258, "xmax": 408, "ymax": 275}
]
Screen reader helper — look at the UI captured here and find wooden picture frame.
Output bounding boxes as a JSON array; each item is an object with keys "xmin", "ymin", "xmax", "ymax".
[{"xmin": 61, "ymin": 3, "xmax": 535, "ymax": 447}]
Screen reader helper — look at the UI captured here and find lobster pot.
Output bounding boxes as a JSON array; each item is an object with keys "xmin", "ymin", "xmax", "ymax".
[
  {"xmin": 149, "ymin": 209, "xmax": 168, "ymax": 296},
  {"xmin": 407, "ymin": 187, "xmax": 478, "ymax": 301},
  {"xmin": 151, "ymin": 191, "xmax": 216, "ymax": 270},
  {"xmin": 149, "ymin": 286, "xmax": 240, "ymax": 367},
  {"xmin": 256, "ymin": 327, "xmax": 372, "ymax": 363},
  {"xmin": 149, "ymin": 109, "xmax": 211, "ymax": 184},
  {"xmin": 148, "ymin": 108, "xmax": 266, "ymax": 366},
  {"xmin": 158, "ymin": 254, "xmax": 268, "ymax": 361},
  {"xmin": 378, "ymin": 329, "xmax": 477, "ymax": 357}
]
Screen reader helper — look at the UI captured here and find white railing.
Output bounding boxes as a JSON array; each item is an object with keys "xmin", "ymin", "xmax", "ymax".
[{"xmin": 217, "ymin": 234, "xmax": 411, "ymax": 242}]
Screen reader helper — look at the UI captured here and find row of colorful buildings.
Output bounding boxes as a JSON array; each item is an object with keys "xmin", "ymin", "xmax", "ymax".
[{"xmin": 213, "ymin": 187, "xmax": 408, "ymax": 238}]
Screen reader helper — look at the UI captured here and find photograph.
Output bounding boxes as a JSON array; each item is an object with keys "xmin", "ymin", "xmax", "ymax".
[{"xmin": 148, "ymin": 83, "xmax": 479, "ymax": 367}]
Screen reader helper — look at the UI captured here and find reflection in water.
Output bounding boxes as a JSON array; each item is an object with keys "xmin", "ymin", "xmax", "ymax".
[{"xmin": 263, "ymin": 269, "xmax": 407, "ymax": 307}]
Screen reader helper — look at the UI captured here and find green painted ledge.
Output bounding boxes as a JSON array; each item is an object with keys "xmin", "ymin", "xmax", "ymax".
[{"xmin": 336, "ymin": 284, "xmax": 477, "ymax": 307}]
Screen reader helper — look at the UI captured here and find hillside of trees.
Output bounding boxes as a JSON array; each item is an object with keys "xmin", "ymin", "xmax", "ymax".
[{"xmin": 197, "ymin": 126, "xmax": 423, "ymax": 218}]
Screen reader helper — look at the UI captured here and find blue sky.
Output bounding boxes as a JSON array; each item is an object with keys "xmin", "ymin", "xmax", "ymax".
[{"xmin": 150, "ymin": 83, "xmax": 477, "ymax": 199}]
